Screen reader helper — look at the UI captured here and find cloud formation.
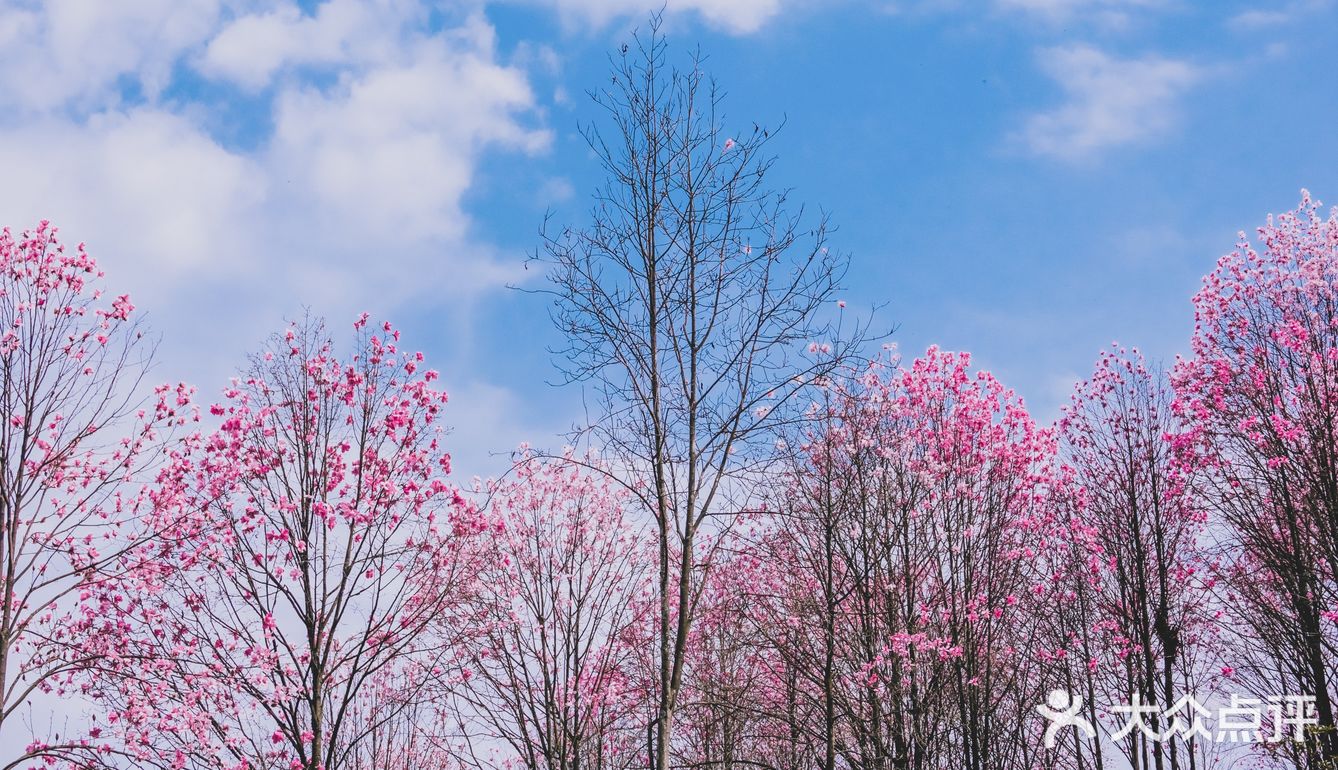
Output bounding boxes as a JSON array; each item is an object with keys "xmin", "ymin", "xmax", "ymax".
[
  {"xmin": 994, "ymin": 0, "xmax": 1165, "ymax": 28},
  {"xmin": 1017, "ymin": 45, "xmax": 1199, "ymax": 162},
  {"xmin": 0, "ymin": 1, "xmax": 566, "ymax": 490},
  {"xmin": 1226, "ymin": 0, "xmax": 1334, "ymax": 30},
  {"xmin": 517, "ymin": 0, "xmax": 788, "ymax": 35},
  {"xmin": 0, "ymin": 2, "xmax": 549, "ymax": 387},
  {"xmin": 0, "ymin": 0, "xmax": 222, "ymax": 112}
]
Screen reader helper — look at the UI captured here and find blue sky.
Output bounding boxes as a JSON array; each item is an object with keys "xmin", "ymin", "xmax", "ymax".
[{"xmin": 0, "ymin": 0, "xmax": 1334, "ymax": 477}]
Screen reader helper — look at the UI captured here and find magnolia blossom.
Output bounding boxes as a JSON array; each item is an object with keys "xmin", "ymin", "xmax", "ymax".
[{"xmin": 74, "ymin": 316, "xmax": 491, "ymax": 770}]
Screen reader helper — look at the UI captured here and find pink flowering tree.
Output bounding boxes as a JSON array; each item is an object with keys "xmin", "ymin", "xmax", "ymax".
[
  {"xmin": 1172, "ymin": 193, "xmax": 1338, "ymax": 766},
  {"xmin": 1058, "ymin": 347, "xmax": 1220, "ymax": 769},
  {"xmin": 0, "ymin": 222, "xmax": 195, "ymax": 769},
  {"xmin": 672, "ymin": 535, "xmax": 797, "ymax": 770},
  {"xmin": 454, "ymin": 453, "xmax": 652, "ymax": 770},
  {"xmin": 77, "ymin": 315, "xmax": 489, "ymax": 770},
  {"xmin": 735, "ymin": 348, "xmax": 1073, "ymax": 770},
  {"xmin": 340, "ymin": 668, "xmax": 458, "ymax": 770}
]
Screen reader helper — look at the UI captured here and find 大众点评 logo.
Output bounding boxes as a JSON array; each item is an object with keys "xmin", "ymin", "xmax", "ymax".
[{"xmin": 1035, "ymin": 690, "xmax": 1318, "ymax": 748}]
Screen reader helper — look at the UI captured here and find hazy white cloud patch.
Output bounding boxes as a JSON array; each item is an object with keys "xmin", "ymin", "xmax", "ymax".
[
  {"xmin": 517, "ymin": 0, "xmax": 788, "ymax": 35},
  {"xmin": 994, "ymin": 0, "xmax": 1167, "ymax": 30},
  {"xmin": 440, "ymin": 379, "xmax": 574, "ymax": 479},
  {"xmin": 537, "ymin": 177, "xmax": 577, "ymax": 206},
  {"xmin": 0, "ymin": 107, "xmax": 276, "ymax": 388},
  {"xmin": 1017, "ymin": 45, "xmax": 1200, "ymax": 162},
  {"xmin": 0, "ymin": 109, "xmax": 260, "ymax": 277},
  {"xmin": 1228, "ymin": 9, "xmax": 1292, "ymax": 28},
  {"xmin": 1227, "ymin": 0, "xmax": 1333, "ymax": 30},
  {"xmin": 0, "ymin": 0, "xmax": 223, "ymax": 112}
]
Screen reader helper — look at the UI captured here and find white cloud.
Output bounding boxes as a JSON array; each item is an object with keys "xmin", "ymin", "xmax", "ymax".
[
  {"xmin": 994, "ymin": 0, "xmax": 1168, "ymax": 30},
  {"xmin": 1226, "ymin": 0, "xmax": 1333, "ymax": 30},
  {"xmin": 517, "ymin": 0, "xmax": 787, "ymax": 35},
  {"xmin": 0, "ymin": 0, "xmax": 551, "ymax": 435},
  {"xmin": 263, "ymin": 15, "xmax": 549, "ymax": 301},
  {"xmin": 1017, "ymin": 45, "xmax": 1199, "ymax": 162},
  {"xmin": 537, "ymin": 177, "xmax": 576, "ymax": 206},
  {"xmin": 996, "ymin": 0, "xmax": 1161, "ymax": 20},
  {"xmin": 198, "ymin": 5, "xmax": 552, "ymax": 301},
  {"xmin": 882, "ymin": 0, "xmax": 1170, "ymax": 29},
  {"xmin": 199, "ymin": 0, "xmax": 432, "ymax": 90},
  {"xmin": 1227, "ymin": 9, "xmax": 1292, "ymax": 28},
  {"xmin": 272, "ymin": 33, "xmax": 546, "ymax": 231},
  {"xmin": 0, "ymin": 0, "xmax": 222, "ymax": 112},
  {"xmin": 0, "ymin": 109, "xmax": 271, "ymax": 390},
  {"xmin": 0, "ymin": 1, "xmax": 545, "ymax": 278},
  {"xmin": 0, "ymin": 109, "xmax": 261, "ymax": 278}
]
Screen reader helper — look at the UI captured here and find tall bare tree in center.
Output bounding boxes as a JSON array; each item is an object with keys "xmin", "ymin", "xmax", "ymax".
[{"xmin": 538, "ymin": 17, "xmax": 864, "ymax": 769}]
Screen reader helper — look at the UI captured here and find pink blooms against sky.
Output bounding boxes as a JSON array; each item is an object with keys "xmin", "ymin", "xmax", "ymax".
[
  {"xmin": 2, "ymin": 5, "xmax": 1338, "ymax": 765},
  {"xmin": 0, "ymin": 0, "xmax": 1333, "ymax": 480}
]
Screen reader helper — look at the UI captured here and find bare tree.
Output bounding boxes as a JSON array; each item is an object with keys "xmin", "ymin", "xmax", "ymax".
[{"xmin": 536, "ymin": 17, "xmax": 866, "ymax": 769}]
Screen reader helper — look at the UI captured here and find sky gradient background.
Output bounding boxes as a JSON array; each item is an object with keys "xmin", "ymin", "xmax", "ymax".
[{"xmin": 0, "ymin": 0, "xmax": 1335, "ymax": 478}]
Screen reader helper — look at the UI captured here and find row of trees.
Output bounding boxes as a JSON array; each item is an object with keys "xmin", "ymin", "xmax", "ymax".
[{"xmin": 1, "ymin": 20, "xmax": 1335, "ymax": 770}]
